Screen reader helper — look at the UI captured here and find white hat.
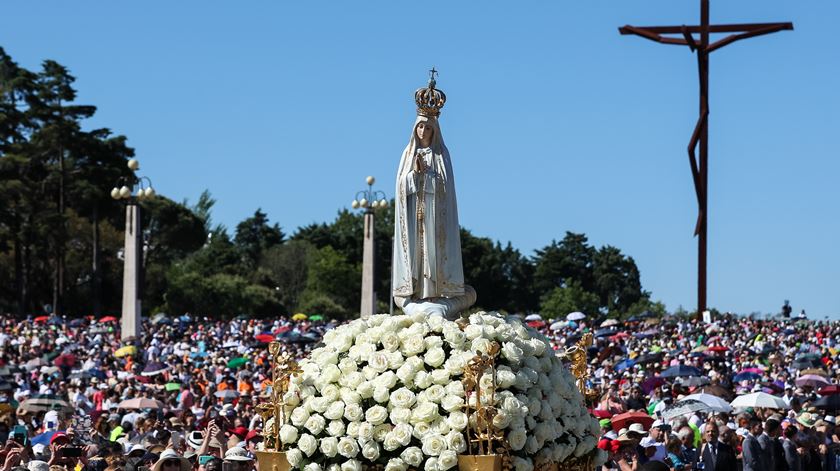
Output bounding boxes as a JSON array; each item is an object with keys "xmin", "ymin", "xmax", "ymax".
[
  {"xmin": 651, "ymin": 419, "xmax": 665, "ymax": 429},
  {"xmin": 126, "ymin": 444, "xmax": 147, "ymax": 456},
  {"xmin": 27, "ymin": 461, "xmax": 49, "ymax": 471},
  {"xmin": 224, "ymin": 447, "xmax": 254, "ymax": 462},
  {"xmin": 605, "ymin": 431, "xmax": 618, "ymax": 440},
  {"xmin": 825, "ymin": 415, "xmax": 836, "ymax": 424},
  {"xmin": 628, "ymin": 423, "xmax": 647, "ymax": 435},
  {"xmin": 152, "ymin": 449, "xmax": 191, "ymax": 471},
  {"xmin": 639, "ymin": 437, "xmax": 658, "ymax": 448}
]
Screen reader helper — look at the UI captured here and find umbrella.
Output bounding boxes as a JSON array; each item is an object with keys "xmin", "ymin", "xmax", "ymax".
[
  {"xmin": 662, "ymin": 399, "xmax": 710, "ymax": 420},
  {"xmin": 615, "ymin": 359, "xmax": 636, "ymax": 372},
  {"xmin": 68, "ymin": 371, "xmax": 91, "ymax": 380},
  {"xmin": 33, "ymin": 316, "xmax": 49, "ymax": 323},
  {"xmin": 309, "ymin": 314, "xmax": 324, "ymax": 321},
  {"xmin": 24, "ymin": 358, "xmax": 46, "ymax": 371},
  {"xmin": 594, "ymin": 328, "xmax": 615, "ymax": 338},
  {"xmin": 255, "ymin": 334, "xmax": 275, "ymax": 343},
  {"xmin": 54, "ymin": 354, "xmax": 77, "ymax": 368},
  {"xmin": 591, "ymin": 409, "xmax": 613, "ymax": 419},
  {"xmin": 566, "ymin": 312, "xmax": 586, "ymax": 321},
  {"xmin": 793, "ymin": 359, "xmax": 820, "ymax": 370},
  {"xmin": 641, "ymin": 377, "xmax": 666, "ymax": 394},
  {"xmin": 610, "ymin": 411, "xmax": 653, "ymax": 432},
  {"xmin": 118, "ymin": 398, "xmax": 165, "ymax": 410},
  {"xmin": 731, "ymin": 392, "xmax": 787, "ymax": 410},
  {"xmin": 733, "ymin": 372, "xmax": 762, "ymax": 383},
  {"xmin": 600, "ymin": 319, "xmax": 619, "ymax": 327},
  {"xmin": 227, "ymin": 357, "xmax": 248, "ymax": 369},
  {"xmin": 275, "ymin": 325, "xmax": 292, "ymax": 334},
  {"xmin": 0, "ymin": 365, "xmax": 22, "ymax": 377},
  {"xmin": 707, "ymin": 346, "xmax": 728, "ymax": 353},
  {"xmin": 527, "ymin": 320, "xmax": 546, "ymax": 328},
  {"xmin": 115, "ymin": 345, "xmax": 137, "ymax": 358},
  {"xmin": 636, "ymin": 353, "xmax": 663, "ymax": 366},
  {"xmin": 549, "ymin": 321, "xmax": 565, "ymax": 331},
  {"xmin": 661, "ymin": 365, "xmax": 703, "ymax": 378},
  {"xmin": 739, "ymin": 367, "xmax": 764, "ymax": 375},
  {"xmin": 818, "ymin": 385, "xmax": 840, "ymax": 396},
  {"xmin": 675, "ymin": 376, "xmax": 711, "ymax": 388},
  {"xmin": 691, "ymin": 346, "xmax": 708, "ymax": 353},
  {"xmin": 20, "ymin": 395, "xmax": 73, "ymax": 413},
  {"xmin": 141, "ymin": 362, "xmax": 169, "ymax": 376},
  {"xmin": 812, "ymin": 395, "xmax": 840, "ymax": 411},
  {"xmin": 524, "ymin": 314, "xmax": 542, "ymax": 321},
  {"xmin": 698, "ymin": 385, "xmax": 734, "ymax": 401},
  {"xmin": 684, "ymin": 393, "xmax": 733, "ymax": 413},
  {"xmin": 796, "ymin": 374, "xmax": 830, "ymax": 389},
  {"xmin": 68, "ymin": 319, "xmax": 85, "ymax": 327},
  {"xmin": 31, "ymin": 431, "xmax": 64, "ymax": 446},
  {"xmin": 99, "ymin": 316, "xmax": 118, "ymax": 323},
  {"xmin": 165, "ymin": 383, "xmax": 182, "ymax": 392},
  {"xmin": 801, "ymin": 368, "xmax": 829, "ymax": 377},
  {"xmin": 292, "ymin": 313, "xmax": 308, "ymax": 321},
  {"xmin": 214, "ymin": 390, "xmax": 240, "ymax": 400}
]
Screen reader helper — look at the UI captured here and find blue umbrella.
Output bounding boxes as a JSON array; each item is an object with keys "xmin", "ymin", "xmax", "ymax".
[
  {"xmin": 68, "ymin": 319, "xmax": 85, "ymax": 327},
  {"xmin": 31, "ymin": 430, "xmax": 64, "ymax": 446},
  {"xmin": 615, "ymin": 359, "xmax": 636, "ymax": 372},
  {"xmin": 733, "ymin": 372, "xmax": 762, "ymax": 382},
  {"xmin": 661, "ymin": 365, "xmax": 703, "ymax": 378}
]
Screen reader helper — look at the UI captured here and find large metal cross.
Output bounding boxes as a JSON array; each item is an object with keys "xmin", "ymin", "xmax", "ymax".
[{"xmin": 619, "ymin": 0, "xmax": 792, "ymax": 319}]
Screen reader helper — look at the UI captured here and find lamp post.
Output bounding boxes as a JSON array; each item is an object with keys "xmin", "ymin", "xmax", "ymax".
[
  {"xmin": 110, "ymin": 158, "xmax": 155, "ymax": 340},
  {"xmin": 351, "ymin": 176, "xmax": 388, "ymax": 319}
]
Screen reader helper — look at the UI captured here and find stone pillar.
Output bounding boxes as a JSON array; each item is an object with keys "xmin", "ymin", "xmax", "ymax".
[
  {"xmin": 121, "ymin": 203, "xmax": 142, "ymax": 340},
  {"xmin": 360, "ymin": 211, "xmax": 376, "ymax": 318}
]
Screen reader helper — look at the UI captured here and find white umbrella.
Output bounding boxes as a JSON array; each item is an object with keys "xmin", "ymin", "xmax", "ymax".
[
  {"xmin": 730, "ymin": 392, "xmax": 787, "ymax": 410},
  {"xmin": 566, "ymin": 312, "xmax": 586, "ymax": 321},
  {"xmin": 684, "ymin": 393, "xmax": 733, "ymax": 413},
  {"xmin": 662, "ymin": 399, "xmax": 710, "ymax": 420},
  {"xmin": 118, "ymin": 398, "xmax": 165, "ymax": 410},
  {"xmin": 525, "ymin": 314, "xmax": 543, "ymax": 321},
  {"xmin": 549, "ymin": 321, "xmax": 566, "ymax": 331},
  {"xmin": 600, "ymin": 319, "xmax": 620, "ymax": 327}
]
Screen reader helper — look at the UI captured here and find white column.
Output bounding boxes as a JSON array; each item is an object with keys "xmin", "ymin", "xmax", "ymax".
[
  {"xmin": 121, "ymin": 203, "xmax": 142, "ymax": 340},
  {"xmin": 360, "ymin": 211, "xmax": 376, "ymax": 318}
]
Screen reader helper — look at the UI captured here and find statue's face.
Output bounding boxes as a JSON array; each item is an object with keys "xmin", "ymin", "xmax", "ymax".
[{"xmin": 415, "ymin": 122, "xmax": 434, "ymax": 147}]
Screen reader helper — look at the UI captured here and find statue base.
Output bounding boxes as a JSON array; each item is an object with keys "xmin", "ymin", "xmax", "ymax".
[
  {"xmin": 396, "ymin": 285, "xmax": 477, "ymax": 320},
  {"xmin": 254, "ymin": 450, "xmax": 289, "ymax": 471}
]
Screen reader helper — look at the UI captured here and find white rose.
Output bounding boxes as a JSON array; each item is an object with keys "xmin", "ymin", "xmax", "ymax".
[
  {"xmin": 438, "ymin": 450, "xmax": 458, "ymax": 470},
  {"xmin": 298, "ymin": 433, "xmax": 317, "ymax": 457},
  {"xmin": 525, "ymin": 436, "xmax": 539, "ymax": 454},
  {"xmin": 374, "ymin": 424, "xmax": 392, "ymax": 441},
  {"xmin": 311, "ymin": 397, "xmax": 330, "ymax": 413},
  {"xmin": 424, "ymin": 347, "xmax": 446, "ymax": 368},
  {"xmin": 368, "ymin": 351, "xmax": 390, "ymax": 372},
  {"xmin": 414, "ymin": 371, "xmax": 433, "ymax": 389},
  {"xmin": 321, "ymin": 364, "xmax": 341, "ymax": 384},
  {"xmin": 365, "ymin": 405, "xmax": 388, "ymax": 425},
  {"xmin": 425, "ymin": 384, "xmax": 446, "ymax": 403},
  {"xmin": 493, "ymin": 410, "xmax": 512, "ymax": 429},
  {"xmin": 381, "ymin": 332, "xmax": 400, "ymax": 352},
  {"xmin": 441, "ymin": 395, "xmax": 464, "ymax": 413},
  {"xmin": 421, "ymin": 433, "xmax": 447, "ymax": 456},
  {"xmin": 400, "ymin": 335, "xmax": 425, "ymax": 356},
  {"xmin": 445, "ymin": 430, "xmax": 466, "ymax": 453},
  {"xmin": 357, "ymin": 381, "xmax": 374, "ymax": 399},
  {"xmin": 443, "ymin": 355, "xmax": 466, "ymax": 375},
  {"xmin": 496, "ymin": 369, "xmax": 516, "ymax": 389},
  {"xmin": 446, "ymin": 411, "xmax": 468, "ymax": 431},
  {"xmin": 512, "ymin": 457, "xmax": 533, "ymax": 471},
  {"xmin": 464, "ymin": 324, "xmax": 483, "ymax": 340},
  {"xmin": 493, "ymin": 323, "xmax": 514, "ymax": 341},
  {"xmin": 389, "ymin": 387, "xmax": 417, "ymax": 408},
  {"xmin": 361, "ymin": 440, "xmax": 380, "ymax": 461},
  {"xmin": 390, "ymin": 407, "xmax": 412, "ymax": 424},
  {"xmin": 426, "ymin": 315, "xmax": 444, "ymax": 333},
  {"xmin": 383, "ymin": 431, "xmax": 403, "ymax": 451},
  {"xmin": 444, "ymin": 381, "xmax": 464, "ymax": 397},
  {"xmin": 286, "ymin": 448, "xmax": 303, "ymax": 467},
  {"xmin": 304, "ymin": 414, "xmax": 326, "ymax": 435},
  {"xmin": 279, "ymin": 424, "xmax": 298, "ymax": 444},
  {"xmin": 396, "ymin": 363, "xmax": 417, "ymax": 385},
  {"xmin": 502, "ymin": 341, "xmax": 523, "ymax": 365},
  {"xmin": 529, "ymin": 337, "xmax": 547, "ymax": 356},
  {"xmin": 324, "ymin": 401, "xmax": 345, "ymax": 421},
  {"xmin": 362, "ymin": 366, "xmax": 378, "ymax": 380},
  {"xmin": 314, "ymin": 349, "xmax": 339, "ymax": 367},
  {"xmin": 327, "ymin": 465, "xmax": 340, "ymax": 471},
  {"xmin": 400, "ymin": 446, "xmax": 424, "ymax": 467},
  {"xmin": 338, "ymin": 357, "xmax": 357, "ymax": 374},
  {"xmin": 319, "ymin": 436, "xmax": 339, "ymax": 457},
  {"xmin": 471, "ymin": 337, "xmax": 491, "ymax": 354},
  {"xmin": 290, "ymin": 408, "xmax": 309, "ymax": 427},
  {"xmin": 344, "ymin": 403, "xmax": 364, "ymax": 422},
  {"xmin": 385, "ymin": 458, "xmax": 408, "ymax": 471},
  {"xmin": 327, "ymin": 420, "xmax": 345, "ymax": 437},
  {"xmin": 346, "ymin": 421, "xmax": 361, "ymax": 437},
  {"xmin": 443, "ymin": 326, "xmax": 465, "ymax": 347},
  {"xmin": 392, "ymin": 423, "xmax": 413, "ymax": 446},
  {"xmin": 411, "ymin": 401, "xmax": 439, "ymax": 423},
  {"xmin": 282, "ymin": 390, "xmax": 300, "ymax": 407},
  {"xmin": 337, "ymin": 437, "xmax": 360, "ymax": 458},
  {"xmin": 412, "ymin": 421, "xmax": 432, "ymax": 439},
  {"xmin": 424, "ymin": 335, "xmax": 444, "ymax": 350},
  {"xmin": 508, "ymin": 428, "xmax": 527, "ymax": 451},
  {"xmin": 388, "ymin": 351, "xmax": 405, "ymax": 369},
  {"xmin": 373, "ymin": 385, "xmax": 390, "ymax": 403},
  {"xmin": 340, "ymin": 387, "xmax": 362, "ymax": 405},
  {"xmin": 376, "ymin": 370, "xmax": 398, "ymax": 389},
  {"xmin": 340, "ymin": 372, "xmax": 364, "ymax": 390},
  {"xmin": 341, "ymin": 460, "xmax": 362, "ymax": 471},
  {"xmin": 431, "ymin": 369, "xmax": 450, "ymax": 385},
  {"xmin": 357, "ymin": 422, "xmax": 374, "ymax": 441},
  {"xmin": 431, "ymin": 418, "xmax": 451, "ymax": 435},
  {"xmin": 424, "ymin": 457, "xmax": 439, "ymax": 471}
]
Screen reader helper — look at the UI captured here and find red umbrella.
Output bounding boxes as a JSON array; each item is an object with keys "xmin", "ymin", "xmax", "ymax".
[
  {"xmin": 818, "ymin": 385, "xmax": 840, "ymax": 396},
  {"xmin": 255, "ymin": 334, "xmax": 275, "ymax": 343},
  {"xmin": 99, "ymin": 316, "xmax": 118, "ymax": 323},
  {"xmin": 54, "ymin": 354, "xmax": 77, "ymax": 368},
  {"xmin": 708, "ymin": 346, "xmax": 728, "ymax": 353},
  {"xmin": 591, "ymin": 409, "xmax": 613, "ymax": 419},
  {"xmin": 611, "ymin": 411, "xmax": 654, "ymax": 432},
  {"xmin": 274, "ymin": 326, "xmax": 291, "ymax": 334},
  {"xmin": 34, "ymin": 316, "xmax": 49, "ymax": 323},
  {"xmin": 527, "ymin": 320, "xmax": 546, "ymax": 328}
]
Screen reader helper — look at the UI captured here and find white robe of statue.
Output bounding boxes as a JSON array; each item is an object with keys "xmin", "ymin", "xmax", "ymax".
[{"xmin": 392, "ymin": 115, "xmax": 475, "ymax": 317}]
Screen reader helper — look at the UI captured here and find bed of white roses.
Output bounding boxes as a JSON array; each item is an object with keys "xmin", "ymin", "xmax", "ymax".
[{"xmin": 274, "ymin": 311, "xmax": 604, "ymax": 471}]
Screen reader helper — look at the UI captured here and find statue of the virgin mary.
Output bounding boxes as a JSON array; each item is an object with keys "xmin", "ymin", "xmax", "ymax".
[{"xmin": 392, "ymin": 72, "xmax": 476, "ymax": 318}]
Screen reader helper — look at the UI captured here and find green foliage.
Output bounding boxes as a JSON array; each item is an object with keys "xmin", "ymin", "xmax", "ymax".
[
  {"xmin": 539, "ymin": 278, "xmax": 601, "ymax": 320},
  {"xmin": 234, "ymin": 208, "xmax": 284, "ymax": 268},
  {"xmin": 460, "ymin": 229, "xmax": 535, "ymax": 313},
  {"xmin": 299, "ymin": 245, "xmax": 360, "ymax": 319},
  {"xmin": 260, "ymin": 240, "xmax": 314, "ymax": 312}
]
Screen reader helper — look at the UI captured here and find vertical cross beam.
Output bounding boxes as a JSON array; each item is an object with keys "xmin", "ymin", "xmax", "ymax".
[{"xmin": 619, "ymin": 1, "xmax": 791, "ymax": 319}]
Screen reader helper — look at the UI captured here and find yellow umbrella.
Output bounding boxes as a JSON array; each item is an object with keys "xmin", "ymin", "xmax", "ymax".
[
  {"xmin": 292, "ymin": 313, "xmax": 308, "ymax": 321},
  {"xmin": 115, "ymin": 345, "xmax": 137, "ymax": 358}
]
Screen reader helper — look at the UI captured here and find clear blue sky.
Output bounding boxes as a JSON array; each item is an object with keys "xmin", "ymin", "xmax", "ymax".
[{"xmin": 3, "ymin": 1, "xmax": 838, "ymax": 317}]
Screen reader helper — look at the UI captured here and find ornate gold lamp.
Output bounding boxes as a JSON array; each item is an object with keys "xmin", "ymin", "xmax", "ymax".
[{"xmin": 254, "ymin": 341, "xmax": 300, "ymax": 471}]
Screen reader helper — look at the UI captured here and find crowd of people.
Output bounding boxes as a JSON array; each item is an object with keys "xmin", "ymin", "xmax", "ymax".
[
  {"xmin": 0, "ymin": 310, "xmax": 838, "ymax": 471},
  {"xmin": 540, "ymin": 312, "xmax": 840, "ymax": 470}
]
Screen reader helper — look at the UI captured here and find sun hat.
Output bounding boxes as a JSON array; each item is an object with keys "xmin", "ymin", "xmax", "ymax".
[
  {"xmin": 825, "ymin": 415, "xmax": 836, "ymax": 425},
  {"xmin": 639, "ymin": 437, "xmax": 658, "ymax": 448},
  {"xmin": 151, "ymin": 449, "xmax": 191, "ymax": 471},
  {"xmin": 126, "ymin": 444, "xmax": 147, "ymax": 456},
  {"xmin": 223, "ymin": 447, "xmax": 253, "ymax": 462},
  {"xmin": 797, "ymin": 412, "xmax": 816, "ymax": 428},
  {"xmin": 628, "ymin": 423, "xmax": 647, "ymax": 436}
]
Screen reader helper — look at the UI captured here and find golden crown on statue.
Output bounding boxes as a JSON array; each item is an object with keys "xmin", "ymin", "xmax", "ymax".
[{"xmin": 415, "ymin": 67, "xmax": 446, "ymax": 117}]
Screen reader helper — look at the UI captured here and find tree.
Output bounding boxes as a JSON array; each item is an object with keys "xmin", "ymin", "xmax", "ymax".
[
  {"xmin": 234, "ymin": 209, "xmax": 284, "ymax": 268},
  {"xmin": 260, "ymin": 240, "xmax": 314, "ymax": 312},
  {"xmin": 539, "ymin": 278, "xmax": 601, "ymax": 320},
  {"xmin": 460, "ymin": 229, "xmax": 535, "ymax": 313},
  {"xmin": 533, "ymin": 232, "xmax": 596, "ymax": 296},
  {"xmin": 298, "ymin": 245, "xmax": 361, "ymax": 319},
  {"xmin": 592, "ymin": 245, "xmax": 645, "ymax": 315}
]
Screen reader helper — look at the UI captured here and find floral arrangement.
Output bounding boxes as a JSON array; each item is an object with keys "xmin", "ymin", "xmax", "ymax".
[{"xmin": 272, "ymin": 312, "xmax": 605, "ymax": 471}]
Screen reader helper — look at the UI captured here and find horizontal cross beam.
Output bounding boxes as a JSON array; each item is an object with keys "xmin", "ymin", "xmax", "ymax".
[{"xmin": 619, "ymin": 22, "xmax": 793, "ymax": 35}]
